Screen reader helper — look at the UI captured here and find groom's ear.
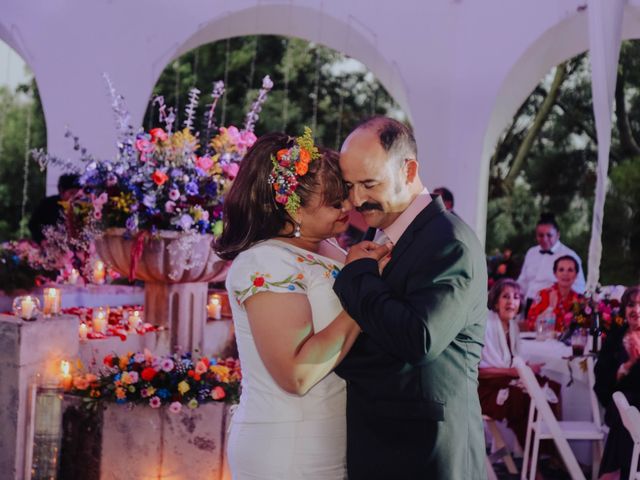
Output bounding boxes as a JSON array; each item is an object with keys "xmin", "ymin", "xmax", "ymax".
[{"xmin": 404, "ymin": 159, "xmax": 419, "ymax": 184}]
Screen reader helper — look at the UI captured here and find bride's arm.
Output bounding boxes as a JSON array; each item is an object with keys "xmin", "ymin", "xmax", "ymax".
[{"xmin": 245, "ymin": 291, "xmax": 360, "ymax": 395}]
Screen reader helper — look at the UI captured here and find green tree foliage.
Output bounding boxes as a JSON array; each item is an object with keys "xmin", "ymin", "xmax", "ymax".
[
  {"xmin": 144, "ymin": 35, "xmax": 402, "ymax": 149},
  {"xmin": 0, "ymin": 81, "xmax": 46, "ymax": 240},
  {"xmin": 488, "ymin": 43, "xmax": 640, "ymax": 285}
]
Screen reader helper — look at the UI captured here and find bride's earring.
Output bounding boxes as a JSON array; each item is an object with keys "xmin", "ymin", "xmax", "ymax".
[{"xmin": 294, "ymin": 222, "xmax": 301, "ymax": 238}]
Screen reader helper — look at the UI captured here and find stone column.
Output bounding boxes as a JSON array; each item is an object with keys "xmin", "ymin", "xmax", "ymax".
[{"xmin": 0, "ymin": 314, "xmax": 79, "ymax": 479}]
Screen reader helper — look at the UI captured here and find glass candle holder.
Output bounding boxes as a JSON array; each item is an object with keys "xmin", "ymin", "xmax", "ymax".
[
  {"xmin": 92, "ymin": 308, "xmax": 107, "ymax": 334},
  {"xmin": 68, "ymin": 268, "xmax": 79, "ymax": 285},
  {"xmin": 12, "ymin": 295, "xmax": 41, "ymax": 321},
  {"xmin": 78, "ymin": 323, "xmax": 88, "ymax": 340},
  {"xmin": 92, "ymin": 260, "xmax": 106, "ymax": 285},
  {"xmin": 207, "ymin": 294, "xmax": 222, "ymax": 320},
  {"xmin": 42, "ymin": 288, "xmax": 62, "ymax": 317},
  {"xmin": 128, "ymin": 310, "xmax": 143, "ymax": 330}
]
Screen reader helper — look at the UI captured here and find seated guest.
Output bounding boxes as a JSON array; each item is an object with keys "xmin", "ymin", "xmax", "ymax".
[
  {"xmin": 518, "ymin": 213, "xmax": 586, "ymax": 315},
  {"xmin": 28, "ymin": 173, "xmax": 80, "ymax": 242},
  {"xmin": 594, "ymin": 285, "xmax": 640, "ymax": 480},
  {"xmin": 526, "ymin": 255, "xmax": 582, "ymax": 332},
  {"xmin": 479, "ymin": 278, "xmax": 560, "ymax": 447}
]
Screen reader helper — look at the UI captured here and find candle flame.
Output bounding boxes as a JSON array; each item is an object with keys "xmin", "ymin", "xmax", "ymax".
[{"xmin": 60, "ymin": 360, "xmax": 70, "ymax": 376}]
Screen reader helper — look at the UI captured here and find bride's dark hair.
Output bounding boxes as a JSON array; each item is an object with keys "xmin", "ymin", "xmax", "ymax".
[{"xmin": 215, "ymin": 132, "xmax": 345, "ymax": 260}]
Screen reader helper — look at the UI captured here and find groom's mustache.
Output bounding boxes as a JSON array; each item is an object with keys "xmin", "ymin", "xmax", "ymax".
[{"xmin": 356, "ymin": 202, "xmax": 383, "ymax": 212}]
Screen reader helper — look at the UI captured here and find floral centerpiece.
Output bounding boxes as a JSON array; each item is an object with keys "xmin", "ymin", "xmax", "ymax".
[
  {"xmin": 33, "ymin": 74, "xmax": 273, "ymax": 257},
  {"xmin": 562, "ymin": 291, "xmax": 625, "ymax": 339},
  {"xmin": 65, "ymin": 350, "xmax": 241, "ymax": 409}
]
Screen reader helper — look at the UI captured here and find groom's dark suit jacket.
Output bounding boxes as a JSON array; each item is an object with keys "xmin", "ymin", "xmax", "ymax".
[{"xmin": 334, "ymin": 196, "xmax": 487, "ymax": 480}]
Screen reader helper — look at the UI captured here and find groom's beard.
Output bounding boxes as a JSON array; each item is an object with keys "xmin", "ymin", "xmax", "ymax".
[{"xmin": 356, "ymin": 202, "xmax": 383, "ymax": 213}]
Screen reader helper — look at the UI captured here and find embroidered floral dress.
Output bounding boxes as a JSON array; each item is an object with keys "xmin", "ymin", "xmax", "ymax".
[{"xmin": 225, "ymin": 239, "xmax": 346, "ymax": 480}]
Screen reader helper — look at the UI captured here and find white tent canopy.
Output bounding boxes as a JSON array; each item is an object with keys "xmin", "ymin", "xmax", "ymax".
[{"xmin": 2, "ymin": 0, "xmax": 638, "ymax": 285}]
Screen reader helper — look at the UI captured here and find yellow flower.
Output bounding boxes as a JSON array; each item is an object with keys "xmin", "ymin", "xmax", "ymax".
[
  {"xmin": 209, "ymin": 365, "xmax": 231, "ymax": 383},
  {"xmin": 178, "ymin": 381, "xmax": 190, "ymax": 394}
]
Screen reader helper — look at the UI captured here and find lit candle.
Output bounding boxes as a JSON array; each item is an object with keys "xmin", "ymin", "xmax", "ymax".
[
  {"xmin": 93, "ymin": 260, "xmax": 106, "ymax": 284},
  {"xmin": 59, "ymin": 360, "xmax": 72, "ymax": 390},
  {"xmin": 42, "ymin": 288, "xmax": 61, "ymax": 316},
  {"xmin": 208, "ymin": 294, "xmax": 222, "ymax": 320},
  {"xmin": 78, "ymin": 323, "xmax": 88, "ymax": 340},
  {"xmin": 92, "ymin": 309, "xmax": 107, "ymax": 334},
  {"xmin": 68, "ymin": 268, "xmax": 79, "ymax": 285},
  {"xmin": 21, "ymin": 296, "xmax": 36, "ymax": 319},
  {"xmin": 128, "ymin": 310, "xmax": 142, "ymax": 331}
]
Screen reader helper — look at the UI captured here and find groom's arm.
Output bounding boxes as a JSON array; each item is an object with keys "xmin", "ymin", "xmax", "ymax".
[{"xmin": 333, "ymin": 240, "xmax": 476, "ymax": 365}]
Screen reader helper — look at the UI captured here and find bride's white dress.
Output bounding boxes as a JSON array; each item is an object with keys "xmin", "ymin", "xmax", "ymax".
[{"xmin": 226, "ymin": 239, "xmax": 346, "ymax": 480}]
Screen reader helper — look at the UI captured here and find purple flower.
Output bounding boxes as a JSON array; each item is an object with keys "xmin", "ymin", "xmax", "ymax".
[
  {"xmin": 125, "ymin": 215, "xmax": 138, "ymax": 231},
  {"xmin": 170, "ymin": 168, "xmax": 183, "ymax": 178},
  {"xmin": 175, "ymin": 214, "xmax": 194, "ymax": 231},
  {"xmin": 185, "ymin": 181, "xmax": 199, "ymax": 196},
  {"xmin": 143, "ymin": 194, "xmax": 156, "ymax": 208},
  {"xmin": 133, "ymin": 353, "xmax": 146, "ymax": 364},
  {"xmin": 106, "ymin": 173, "xmax": 118, "ymax": 186}
]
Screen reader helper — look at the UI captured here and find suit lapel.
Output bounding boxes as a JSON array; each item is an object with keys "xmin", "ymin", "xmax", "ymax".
[{"xmin": 381, "ymin": 196, "xmax": 447, "ymax": 277}]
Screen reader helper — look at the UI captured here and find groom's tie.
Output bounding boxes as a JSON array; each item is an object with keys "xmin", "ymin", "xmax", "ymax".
[{"xmin": 373, "ymin": 229, "xmax": 392, "ymax": 246}]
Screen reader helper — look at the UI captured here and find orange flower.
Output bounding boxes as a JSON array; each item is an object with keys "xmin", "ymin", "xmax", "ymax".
[
  {"xmin": 296, "ymin": 257, "xmax": 304, "ymax": 262},
  {"xmin": 296, "ymin": 273, "xmax": 304, "ymax": 280},
  {"xmin": 299, "ymin": 148, "xmax": 311, "ymax": 164},
  {"xmin": 276, "ymin": 149, "xmax": 289, "ymax": 161},
  {"xmin": 295, "ymin": 161, "xmax": 309, "ymax": 176},
  {"xmin": 151, "ymin": 170, "xmax": 168, "ymax": 186}
]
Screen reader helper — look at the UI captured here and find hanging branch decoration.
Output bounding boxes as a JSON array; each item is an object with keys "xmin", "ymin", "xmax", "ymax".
[
  {"xmin": 243, "ymin": 75, "xmax": 274, "ymax": 133},
  {"xmin": 19, "ymin": 105, "xmax": 32, "ymax": 238},
  {"xmin": 182, "ymin": 87, "xmax": 201, "ymax": 132},
  {"xmin": 103, "ymin": 73, "xmax": 136, "ymax": 164},
  {"xmin": 203, "ymin": 81, "xmax": 226, "ymax": 151},
  {"xmin": 152, "ymin": 96, "xmax": 176, "ymax": 135}
]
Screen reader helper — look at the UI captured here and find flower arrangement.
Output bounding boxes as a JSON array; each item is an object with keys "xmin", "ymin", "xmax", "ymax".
[
  {"xmin": 33, "ymin": 75, "xmax": 273, "ymax": 238},
  {"xmin": 564, "ymin": 293, "xmax": 625, "ymax": 333},
  {"xmin": 0, "ymin": 240, "xmax": 58, "ymax": 292},
  {"xmin": 65, "ymin": 350, "xmax": 241, "ymax": 409}
]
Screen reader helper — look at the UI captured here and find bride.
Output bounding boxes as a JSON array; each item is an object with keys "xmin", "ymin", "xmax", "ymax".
[{"xmin": 216, "ymin": 129, "xmax": 389, "ymax": 479}]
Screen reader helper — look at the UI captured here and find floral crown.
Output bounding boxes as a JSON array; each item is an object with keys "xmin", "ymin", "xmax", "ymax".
[{"xmin": 268, "ymin": 127, "xmax": 321, "ymax": 216}]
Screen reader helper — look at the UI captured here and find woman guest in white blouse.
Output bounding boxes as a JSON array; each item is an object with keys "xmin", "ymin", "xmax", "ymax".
[{"xmin": 479, "ymin": 278, "xmax": 560, "ymax": 447}]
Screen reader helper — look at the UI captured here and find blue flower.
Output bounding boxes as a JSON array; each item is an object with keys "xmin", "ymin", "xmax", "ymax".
[
  {"xmin": 125, "ymin": 214, "xmax": 138, "ymax": 231},
  {"xmin": 157, "ymin": 388, "xmax": 170, "ymax": 399},
  {"xmin": 185, "ymin": 181, "xmax": 199, "ymax": 196},
  {"xmin": 331, "ymin": 268, "xmax": 340, "ymax": 279},
  {"xmin": 287, "ymin": 285, "xmax": 295, "ymax": 291},
  {"xmin": 142, "ymin": 194, "xmax": 156, "ymax": 208}
]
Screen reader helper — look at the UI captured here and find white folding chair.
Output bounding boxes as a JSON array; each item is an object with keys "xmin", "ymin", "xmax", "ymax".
[
  {"xmin": 483, "ymin": 415, "xmax": 519, "ymax": 475},
  {"xmin": 514, "ymin": 356, "xmax": 605, "ymax": 480},
  {"xmin": 613, "ymin": 391, "xmax": 640, "ymax": 480}
]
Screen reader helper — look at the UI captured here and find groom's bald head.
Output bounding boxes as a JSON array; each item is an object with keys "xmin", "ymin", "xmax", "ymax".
[{"xmin": 354, "ymin": 116, "xmax": 418, "ymax": 168}]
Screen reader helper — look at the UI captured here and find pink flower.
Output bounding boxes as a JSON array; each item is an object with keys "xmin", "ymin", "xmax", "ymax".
[
  {"xmin": 195, "ymin": 156, "xmax": 214, "ymax": 171},
  {"xmin": 222, "ymin": 163, "xmax": 239, "ymax": 179},
  {"xmin": 135, "ymin": 138, "xmax": 154, "ymax": 154},
  {"xmin": 149, "ymin": 396, "xmax": 161, "ymax": 408},
  {"xmin": 160, "ymin": 358, "xmax": 175, "ymax": 372},
  {"xmin": 211, "ymin": 386, "xmax": 226, "ymax": 400},
  {"xmin": 149, "ymin": 128, "xmax": 168, "ymax": 143},
  {"xmin": 168, "ymin": 189, "xmax": 180, "ymax": 201},
  {"xmin": 127, "ymin": 371, "xmax": 139, "ymax": 384},
  {"xmin": 134, "ymin": 353, "xmax": 146, "ymax": 364},
  {"xmin": 195, "ymin": 361, "xmax": 207, "ymax": 375},
  {"xmin": 584, "ymin": 306, "xmax": 592, "ymax": 315},
  {"xmin": 169, "ymin": 401, "xmax": 182, "ymax": 414},
  {"xmin": 164, "ymin": 201, "xmax": 176, "ymax": 213}
]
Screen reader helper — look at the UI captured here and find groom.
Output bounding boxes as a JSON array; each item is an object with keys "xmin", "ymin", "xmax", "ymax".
[{"xmin": 333, "ymin": 117, "xmax": 488, "ymax": 479}]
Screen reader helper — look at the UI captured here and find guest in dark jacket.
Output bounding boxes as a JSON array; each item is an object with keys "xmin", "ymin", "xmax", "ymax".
[
  {"xmin": 28, "ymin": 174, "xmax": 80, "ymax": 242},
  {"xmin": 594, "ymin": 285, "xmax": 640, "ymax": 479}
]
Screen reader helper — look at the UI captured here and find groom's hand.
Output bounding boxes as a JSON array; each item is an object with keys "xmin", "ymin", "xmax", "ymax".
[{"xmin": 345, "ymin": 241, "xmax": 393, "ymax": 266}]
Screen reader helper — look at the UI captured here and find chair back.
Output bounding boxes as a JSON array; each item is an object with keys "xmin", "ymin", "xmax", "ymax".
[
  {"xmin": 614, "ymin": 391, "xmax": 640, "ymax": 443},
  {"xmin": 513, "ymin": 356, "xmax": 586, "ymax": 480},
  {"xmin": 585, "ymin": 356, "xmax": 603, "ymax": 428}
]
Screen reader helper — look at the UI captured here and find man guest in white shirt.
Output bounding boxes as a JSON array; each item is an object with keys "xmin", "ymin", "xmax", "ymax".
[{"xmin": 517, "ymin": 213, "xmax": 586, "ymax": 314}]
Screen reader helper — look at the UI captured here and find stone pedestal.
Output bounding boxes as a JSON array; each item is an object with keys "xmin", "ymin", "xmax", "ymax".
[
  {"xmin": 95, "ymin": 229, "xmax": 228, "ymax": 353},
  {"xmin": 0, "ymin": 314, "xmax": 79, "ymax": 479},
  {"xmin": 100, "ymin": 402, "xmax": 232, "ymax": 480}
]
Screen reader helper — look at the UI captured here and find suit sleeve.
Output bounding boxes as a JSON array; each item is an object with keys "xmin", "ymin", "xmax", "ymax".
[{"xmin": 333, "ymin": 240, "xmax": 474, "ymax": 365}]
